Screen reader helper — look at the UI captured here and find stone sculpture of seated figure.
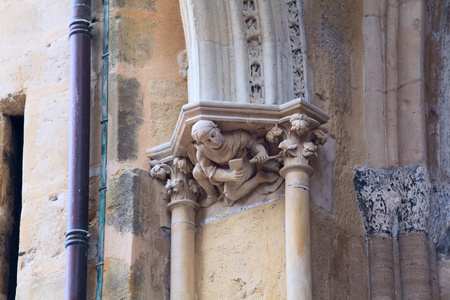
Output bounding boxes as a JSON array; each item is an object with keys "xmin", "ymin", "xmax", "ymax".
[{"xmin": 191, "ymin": 120, "xmax": 283, "ymax": 207}]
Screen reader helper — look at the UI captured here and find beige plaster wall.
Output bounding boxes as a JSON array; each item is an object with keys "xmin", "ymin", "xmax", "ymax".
[
  {"xmin": 196, "ymin": 200, "xmax": 286, "ymax": 299},
  {"xmin": 196, "ymin": 199, "xmax": 369, "ymax": 299}
]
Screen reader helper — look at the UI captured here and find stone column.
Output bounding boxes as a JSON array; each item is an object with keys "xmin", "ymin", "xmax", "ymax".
[
  {"xmin": 150, "ymin": 157, "xmax": 201, "ymax": 300},
  {"xmin": 354, "ymin": 165, "xmax": 432, "ymax": 300},
  {"xmin": 280, "ymin": 164, "xmax": 313, "ymax": 299},
  {"xmin": 168, "ymin": 200, "xmax": 199, "ymax": 300},
  {"xmin": 397, "ymin": 165, "xmax": 431, "ymax": 300},
  {"xmin": 272, "ymin": 114, "xmax": 329, "ymax": 300},
  {"xmin": 398, "ymin": 0, "xmax": 427, "ymax": 166},
  {"xmin": 398, "ymin": 232, "xmax": 431, "ymax": 299},
  {"xmin": 354, "ymin": 168, "xmax": 399, "ymax": 300},
  {"xmin": 363, "ymin": 0, "xmax": 387, "ymax": 168},
  {"xmin": 368, "ymin": 235, "xmax": 396, "ymax": 299}
]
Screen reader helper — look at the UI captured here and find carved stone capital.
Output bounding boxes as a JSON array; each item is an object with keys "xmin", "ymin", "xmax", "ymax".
[
  {"xmin": 150, "ymin": 156, "xmax": 202, "ymax": 205},
  {"xmin": 264, "ymin": 113, "xmax": 329, "ymax": 172},
  {"xmin": 398, "ymin": 165, "xmax": 430, "ymax": 234},
  {"xmin": 148, "ymin": 99, "xmax": 329, "ymax": 208},
  {"xmin": 354, "ymin": 165, "xmax": 430, "ymax": 236},
  {"xmin": 354, "ymin": 168, "xmax": 401, "ymax": 235}
]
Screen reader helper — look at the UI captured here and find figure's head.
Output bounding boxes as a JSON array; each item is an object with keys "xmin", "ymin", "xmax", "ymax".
[{"xmin": 191, "ymin": 120, "xmax": 224, "ymax": 149}]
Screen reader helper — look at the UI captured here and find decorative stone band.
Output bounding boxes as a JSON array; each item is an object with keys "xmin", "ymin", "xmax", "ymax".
[
  {"xmin": 354, "ymin": 165, "xmax": 430, "ymax": 236},
  {"xmin": 280, "ymin": 163, "xmax": 314, "ymax": 180},
  {"xmin": 168, "ymin": 199, "xmax": 200, "ymax": 213},
  {"xmin": 243, "ymin": 0, "xmax": 264, "ymax": 103},
  {"xmin": 284, "ymin": 0, "xmax": 308, "ymax": 100}
]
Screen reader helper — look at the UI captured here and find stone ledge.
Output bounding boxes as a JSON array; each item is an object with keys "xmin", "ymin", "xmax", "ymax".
[{"xmin": 147, "ymin": 98, "xmax": 329, "ymax": 162}]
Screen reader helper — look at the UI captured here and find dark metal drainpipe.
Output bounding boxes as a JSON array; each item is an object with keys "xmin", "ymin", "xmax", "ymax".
[{"xmin": 65, "ymin": 1, "xmax": 92, "ymax": 300}]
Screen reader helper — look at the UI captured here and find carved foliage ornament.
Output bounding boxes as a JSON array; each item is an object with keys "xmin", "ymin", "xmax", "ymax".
[
  {"xmin": 150, "ymin": 157, "xmax": 201, "ymax": 203},
  {"xmin": 265, "ymin": 113, "xmax": 328, "ymax": 165},
  {"xmin": 243, "ymin": 0, "xmax": 264, "ymax": 103},
  {"xmin": 285, "ymin": 0, "xmax": 307, "ymax": 100},
  {"xmin": 150, "ymin": 116, "xmax": 327, "ymax": 208}
]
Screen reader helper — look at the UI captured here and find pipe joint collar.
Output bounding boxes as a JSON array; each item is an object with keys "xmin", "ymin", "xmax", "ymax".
[{"xmin": 64, "ymin": 229, "xmax": 91, "ymax": 249}]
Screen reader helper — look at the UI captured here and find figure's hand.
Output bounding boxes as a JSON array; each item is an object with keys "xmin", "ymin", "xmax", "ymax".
[
  {"xmin": 230, "ymin": 168, "xmax": 243, "ymax": 181},
  {"xmin": 252, "ymin": 152, "xmax": 268, "ymax": 163},
  {"xmin": 212, "ymin": 168, "xmax": 243, "ymax": 182}
]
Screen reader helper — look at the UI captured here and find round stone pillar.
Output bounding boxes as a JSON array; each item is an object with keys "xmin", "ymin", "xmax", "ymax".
[
  {"xmin": 280, "ymin": 164, "xmax": 314, "ymax": 300},
  {"xmin": 167, "ymin": 199, "xmax": 199, "ymax": 300}
]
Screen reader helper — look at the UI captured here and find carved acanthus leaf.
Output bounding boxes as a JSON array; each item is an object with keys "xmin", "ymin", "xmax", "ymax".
[
  {"xmin": 279, "ymin": 139, "xmax": 298, "ymax": 157},
  {"xmin": 150, "ymin": 162, "xmax": 171, "ymax": 180},
  {"xmin": 302, "ymin": 142, "xmax": 317, "ymax": 158},
  {"xmin": 174, "ymin": 157, "xmax": 193, "ymax": 174},
  {"xmin": 266, "ymin": 124, "xmax": 283, "ymax": 144},
  {"xmin": 289, "ymin": 113, "xmax": 311, "ymax": 136},
  {"xmin": 311, "ymin": 125, "xmax": 328, "ymax": 146},
  {"xmin": 188, "ymin": 179, "xmax": 200, "ymax": 195}
]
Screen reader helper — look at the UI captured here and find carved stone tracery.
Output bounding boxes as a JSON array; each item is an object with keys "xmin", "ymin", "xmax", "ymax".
[
  {"xmin": 285, "ymin": 0, "xmax": 307, "ymax": 100},
  {"xmin": 243, "ymin": 0, "xmax": 264, "ymax": 103}
]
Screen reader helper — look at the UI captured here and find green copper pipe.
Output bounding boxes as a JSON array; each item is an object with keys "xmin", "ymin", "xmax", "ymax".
[{"xmin": 96, "ymin": 0, "xmax": 109, "ymax": 299}]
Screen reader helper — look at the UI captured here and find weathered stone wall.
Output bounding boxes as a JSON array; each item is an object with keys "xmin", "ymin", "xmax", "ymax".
[
  {"xmin": 103, "ymin": 0, "xmax": 187, "ymax": 298},
  {"xmin": 425, "ymin": 0, "xmax": 450, "ymax": 297},
  {"xmin": 306, "ymin": 0, "xmax": 369, "ymax": 297},
  {"xmin": 103, "ymin": 168, "xmax": 170, "ymax": 299}
]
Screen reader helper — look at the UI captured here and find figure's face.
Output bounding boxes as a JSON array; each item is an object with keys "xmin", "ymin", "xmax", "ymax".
[{"xmin": 202, "ymin": 128, "xmax": 224, "ymax": 149}]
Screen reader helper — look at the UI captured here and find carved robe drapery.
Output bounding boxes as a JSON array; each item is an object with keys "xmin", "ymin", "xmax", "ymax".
[{"xmin": 193, "ymin": 129, "xmax": 283, "ymax": 205}]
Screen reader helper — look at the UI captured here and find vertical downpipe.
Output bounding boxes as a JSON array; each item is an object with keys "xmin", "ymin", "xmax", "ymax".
[
  {"xmin": 65, "ymin": 1, "xmax": 92, "ymax": 300},
  {"xmin": 96, "ymin": 0, "xmax": 109, "ymax": 299}
]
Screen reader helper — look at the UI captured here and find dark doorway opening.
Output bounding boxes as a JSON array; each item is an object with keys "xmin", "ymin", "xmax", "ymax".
[{"xmin": 7, "ymin": 115, "xmax": 23, "ymax": 300}]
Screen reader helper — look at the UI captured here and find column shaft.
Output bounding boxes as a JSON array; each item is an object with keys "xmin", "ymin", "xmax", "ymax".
[
  {"xmin": 282, "ymin": 165, "xmax": 312, "ymax": 300},
  {"xmin": 399, "ymin": 232, "xmax": 431, "ymax": 299},
  {"xmin": 169, "ymin": 200, "xmax": 198, "ymax": 300},
  {"xmin": 368, "ymin": 234, "xmax": 396, "ymax": 299}
]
